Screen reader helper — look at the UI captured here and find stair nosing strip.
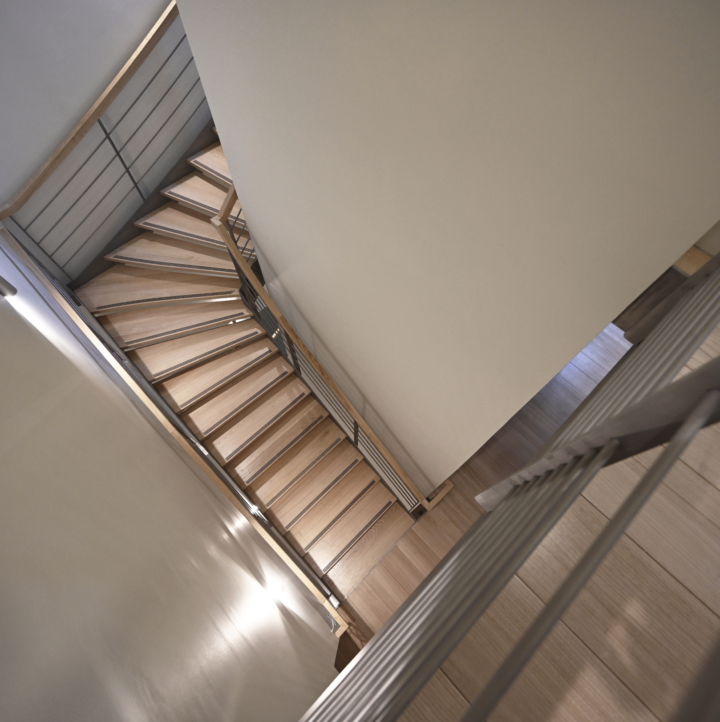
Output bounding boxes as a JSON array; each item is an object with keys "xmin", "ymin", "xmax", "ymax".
[
  {"xmin": 318, "ymin": 498, "xmax": 393, "ymax": 574},
  {"xmin": 197, "ymin": 370, "xmax": 291, "ymax": 437},
  {"xmin": 191, "ymin": 159, "xmax": 232, "ymax": 184},
  {"xmin": 122, "ymin": 311, "xmax": 249, "ymax": 347},
  {"xmin": 302, "ymin": 477, "xmax": 376, "ymax": 550},
  {"xmin": 221, "ymin": 390, "xmax": 309, "ymax": 460},
  {"xmin": 285, "ymin": 457, "xmax": 361, "ymax": 531},
  {"xmin": 265, "ymin": 436, "xmax": 343, "ymax": 507},
  {"xmin": 149, "ymin": 329, "xmax": 263, "ymax": 378},
  {"xmin": 138, "ymin": 221, "xmax": 222, "ymax": 247},
  {"xmin": 165, "ymin": 190, "xmax": 241, "ymax": 221},
  {"xmin": 95, "ymin": 290, "xmax": 237, "ymax": 312},
  {"xmin": 240, "ymin": 413, "xmax": 325, "ymax": 484},
  {"xmin": 175, "ymin": 348, "xmax": 275, "ymax": 410},
  {"xmin": 111, "ymin": 254, "xmax": 233, "ymax": 274}
]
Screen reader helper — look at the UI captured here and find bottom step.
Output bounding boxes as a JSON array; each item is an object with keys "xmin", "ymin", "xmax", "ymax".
[
  {"xmin": 305, "ymin": 481, "xmax": 395, "ymax": 575},
  {"xmin": 324, "ymin": 503, "xmax": 414, "ymax": 600}
]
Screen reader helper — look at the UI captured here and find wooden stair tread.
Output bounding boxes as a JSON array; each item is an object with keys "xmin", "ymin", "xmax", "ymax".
[
  {"xmin": 75, "ymin": 265, "xmax": 239, "ymax": 315},
  {"xmin": 188, "ymin": 143, "xmax": 232, "ymax": 187},
  {"xmin": 162, "ymin": 172, "xmax": 243, "ymax": 222},
  {"xmin": 100, "ymin": 299, "xmax": 250, "ymax": 350},
  {"xmin": 251, "ymin": 419, "xmax": 346, "ymax": 508},
  {"xmin": 205, "ymin": 376, "xmax": 311, "ymax": 461},
  {"xmin": 287, "ymin": 462, "xmax": 379, "ymax": 552},
  {"xmin": 129, "ymin": 320, "xmax": 265, "ymax": 382},
  {"xmin": 267, "ymin": 440, "xmax": 363, "ymax": 532},
  {"xmin": 136, "ymin": 202, "xmax": 254, "ymax": 257},
  {"xmin": 306, "ymin": 481, "xmax": 395, "ymax": 575},
  {"xmin": 105, "ymin": 233, "xmax": 235, "ymax": 278},
  {"xmin": 156, "ymin": 339, "xmax": 278, "ymax": 413},
  {"xmin": 227, "ymin": 398, "xmax": 329, "ymax": 484},
  {"xmin": 182, "ymin": 356, "xmax": 295, "ymax": 438},
  {"xmin": 324, "ymin": 503, "xmax": 414, "ymax": 600}
]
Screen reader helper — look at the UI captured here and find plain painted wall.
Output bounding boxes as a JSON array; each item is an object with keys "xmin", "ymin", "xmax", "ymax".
[
  {"xmin": 0, "ymin": 241, "xmax": 337, "ymax": 721},
  {"xmin": 0, "ymin": 0, "xmax": 169, "ymax": 204},
  {"xmin": 178, "ymin": 0, "xmax": 720, "ymax": 491}
]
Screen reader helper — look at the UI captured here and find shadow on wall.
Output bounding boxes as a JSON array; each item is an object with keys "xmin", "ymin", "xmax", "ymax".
[{"xmin": 257, "ymin": 246, "xmax": 437, "ymax": 498}]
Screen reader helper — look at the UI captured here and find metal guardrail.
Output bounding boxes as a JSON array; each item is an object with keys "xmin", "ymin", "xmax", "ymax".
[
  {"xmin": 542, "ymin": 260, "xmax": 720, "ymax": 456},
  {"xmin": 299, "ymin": 260, "xmax": 720, "ymax": 721},
  {"xmin": 4, "ymin": 8, "xmax": 210, "ymax": 282}
]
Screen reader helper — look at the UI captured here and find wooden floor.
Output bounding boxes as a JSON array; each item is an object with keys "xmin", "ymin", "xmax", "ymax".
[{"xmin": 339, "ymin": 323, "xmax": 720, "ymax": 722}]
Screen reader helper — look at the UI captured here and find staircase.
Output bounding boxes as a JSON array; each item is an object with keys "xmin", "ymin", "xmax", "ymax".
[{"xmin": 75, "ymin": 139, "xmax": 415, "ymax": 604}]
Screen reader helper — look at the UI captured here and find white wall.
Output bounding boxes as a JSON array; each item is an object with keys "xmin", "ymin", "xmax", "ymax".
[
  {"xmin": 0, "ymin": 0, "xmax": 169, "ymax": 205},
  {"xmin": 0, "ymin": 241, "xmax": 337, "ymax": 721},
  {"xmin": 179, "ymin": 0, "xmax": 720, "ymax": 491}
]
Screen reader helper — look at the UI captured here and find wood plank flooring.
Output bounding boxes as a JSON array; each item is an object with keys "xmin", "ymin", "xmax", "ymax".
[{"xmin": 337, "ymin": 322, "xmax": 720, "ymax": 720}]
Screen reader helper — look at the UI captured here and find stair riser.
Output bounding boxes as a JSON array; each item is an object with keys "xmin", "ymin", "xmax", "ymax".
[
  {"xmin": 158, "ymin": 347, "xmax": 279, "ymax": 413},
  {"xmin": 121, "ymin": 313, "xmax": 252, "ymax": 351},
  {"xmin": 162, "ymin": 189, "xmax": 242, "ymax": 225},
  {"xmin": 189, "ymin": 159, "xmax": 232, "ymax": 188},
  {"xmin": 267, "ymin": 455, "xmax": 361, "ymax": 534},
  {"xmin": 286, "ymin": 469, "xmax": 374, "ymax": 553},
  {"xmin": 184, "ymin": 364, "xmax": 295, "ymax": 440},
  {"xmin": 228, "ymin": 406, "xmax": 329, "ymax": 485},
  {"xmin": 105, "ymin": 256, "xmax": 237, "ymax": 279},
  {"xmin": 131, "ymin": 326, "xmax": 267, "ymax": 382}
]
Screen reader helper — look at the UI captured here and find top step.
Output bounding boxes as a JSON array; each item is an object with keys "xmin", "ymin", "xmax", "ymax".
[
  {"xmin": 75, "ymin": 265, "xmax": 240, "ymax": 315},
  {"xmin": 161, "ymin": 172, "xmax": 243, "ymax": 223},
  {"xmin": 188, "ymin": 143, "xmax": 232, "ymax": 188}
]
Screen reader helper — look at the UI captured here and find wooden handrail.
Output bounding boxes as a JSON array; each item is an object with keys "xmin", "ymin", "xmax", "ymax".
[
  {"xmin": 211, "ymin": 185, "xmax": 452, "ymax": 511},
  {"xmin": 0, "ymin": 1, "xmax": 179, "ymax": 221}
]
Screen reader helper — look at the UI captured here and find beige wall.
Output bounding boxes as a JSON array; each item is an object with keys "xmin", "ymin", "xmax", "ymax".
[
  {"xmin": 179, "ymin": 0, "xmax": 720, "ymax": 491},
  {"xmin": 0, "ymin": 0, "xmax": 172, "ymax": 205},
  {"xmin": 0, "ymin": 241, "xmax": 337, "ymax": 721}
]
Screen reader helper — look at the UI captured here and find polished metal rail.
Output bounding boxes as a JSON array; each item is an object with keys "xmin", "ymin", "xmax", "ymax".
[
  {"xmin": 540, "ymin": 260, "xmax": 720, "ymax": 456},
  {"xmin": 461, "ymin": 390, "xmax": 720, "ymax": 721},
  {"xmin": 299, "ymin": 250, "xmax": 720, "ymax": 720},
  {"xmin": 300, "ymin": 358, "xmax": 720, "ymax": 721}
]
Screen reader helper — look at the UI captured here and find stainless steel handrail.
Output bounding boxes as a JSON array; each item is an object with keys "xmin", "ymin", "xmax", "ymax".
[{"xmin": 300, "ymin": 258, "xmax": 720, "ymax": 721}]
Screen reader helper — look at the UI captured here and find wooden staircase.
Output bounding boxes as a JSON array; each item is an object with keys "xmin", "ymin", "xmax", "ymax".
[{"xmin": 75, "ymin": 140, "xmax": 415, "ymax": 621}]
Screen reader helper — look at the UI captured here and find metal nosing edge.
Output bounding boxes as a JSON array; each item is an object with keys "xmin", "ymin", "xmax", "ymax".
[
  {"xmin": 153, "ymin": 330, "xmax": 262, "ymax": 378},
  {"xmin": 242, "ymin": 414, "xmax": 326, "ymax": 485},
  {"xmin": 322, "ymin": 499, "xmax": 394, "ymax": 574},
  {"xmin": 179, "ymin": 349, "xmax": 275, "ymax": 409},
  {"xmin": 303, "ymin": 475, "xmax": 375, "ymax": 549},
  {"xmin": 128, "ymin": 311, "xmax": 250, "ymax": 346},
  {"xmin": 288, "ymin": 458, "xmax": 362, "ymax": 532},
  {"xmin": 96, "ymin": 289, "xmax": 237, "ymax": 311},
  {"xmin": 223, "ymin": 392, "xmax": 310, "ymax": 460},
  {"xmin": 266, "ymin": 435, "xmax": 344, "ymax": 508},
  {"xmin": 140, "ymin": 221, "xmax": 222, "ymax": 247},
  {"xmin": 112, "ymin": 255, "xmax": 234, "ymax": 274},
  {"xmin": 202, "ymin": 370, "xmax": 291, "ymax": 436}
]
